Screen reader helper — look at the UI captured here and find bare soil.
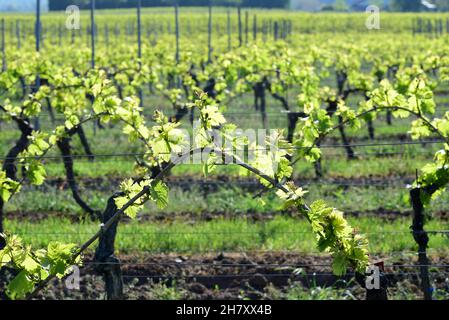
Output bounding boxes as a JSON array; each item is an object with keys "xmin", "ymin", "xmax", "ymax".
[{"xmin": 4, "ymin": 252, "xmax": 445, "ymax": 300}]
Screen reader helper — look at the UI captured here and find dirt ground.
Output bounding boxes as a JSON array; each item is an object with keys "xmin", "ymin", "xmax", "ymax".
[{"xmin": 3, "ymin": 252, "xmax": 443, "ymax": 300}]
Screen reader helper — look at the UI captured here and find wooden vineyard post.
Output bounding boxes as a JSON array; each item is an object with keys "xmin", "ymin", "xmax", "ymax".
[
  {"xmin": 208, "ymin": 2, "xmax": 212, "ymax": 63},
  {"xmin": 253, "ymin": 14, "xmax": 257, "ymax": 41},
  {"xmin": 274, "ymin": 21, "xmax": 279, "ymax": 41},
  {"xmin": 1, "ymin": 18, "xmax": 5, "ymax": 72},
  {"xmin": 90, "ymin": 0, "xmax": 96, "ymax": 69},
  {"xmin": 34, "ymin": 0, "xmax": 41, "ymax": 130},
  {"xmin": 227, "ymin": 8, "xmax": 231, "ymax": 51},
  {"xmin": 0, "ymin": 18, "xmax": 5, "ymax": 132},
  {"xmin": 410, "ymin": 187, "xmax": 433, "ymax": 300},
  {"xmin": 175, "ymin": 3, "xmax": 179, "ymax": 64},
  {"xmin": 35, "ymin": 0, "xmax": 40, "ymax": 51},
  {"xmin": 262, "ymin": 20, "xmax": 267, "ymax": 43},
  {"xmin": 427, "ymin": 20, "xmax": 432, "ymax": 38},
  {"xmin": 137, "ymin": 0, "xmax": 143, "ymax": 108},
  {"xmin": 238, "ymin": 6, "xmax": 242, "ymax": 47},
  {"xmin": 245, "ymin": 10, "xmax": 249, "ymax": 45},
  {"xmin": 90, "ymin": 0, "xmax": 97, "ymax": 136},
  {"xmin": 16, "ymin": 20, "xmax": 21, "ymax": 49}
]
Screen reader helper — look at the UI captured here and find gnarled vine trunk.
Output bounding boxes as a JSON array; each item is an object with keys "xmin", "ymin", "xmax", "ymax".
[
  {"xmin": 254, "ymin": 82, "xmax": 267, "ymax": 130},
  {"xmin": 410, "ymin": 187, "xmax": 432, "ymax": 300},
  {"xmin": 327, "ymin": 101, "xmax": 356, "ymax": 161},
  {"xmin": 57, "ymin": 136, "xmax": 99, "ymax": 219},
  {"xmin": 0, "ymin": 118, "xmax": 33, "ymax": 248},
  {"xmin": 94, "ymin": 194, "xmax": 124, "ymax": 300},
  {"xmin": 337, "ymin": 115, "xmax": 356, "ymax": 160},
  {"xmin": 76, "ymin": 125, "xmax": 95, "ymax": 161}
]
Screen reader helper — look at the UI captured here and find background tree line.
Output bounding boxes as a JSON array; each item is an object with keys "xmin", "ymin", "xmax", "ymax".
[
  {"xmin": 48, "ymin": 0, "xmax": 289, "ymax": 11},
  {"xmin": 48, "ymin": 0, "xmax": 447, "ymax": 12},
  {"xmin": 391, "ymin": 0, "xmax": 446, "ymax": 11}
]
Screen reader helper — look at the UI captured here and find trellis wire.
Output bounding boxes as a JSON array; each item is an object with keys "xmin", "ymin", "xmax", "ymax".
[
  {"xmin": 10, "ymin": 230, "xmax": 449, "ymax": 236},
  {"xmin": 0, "ymin": 140, "xmax": 445, "ymax": 162},
  {"xmin": 120, "ymin": 272, "xmax": 449, "ymax": 279},
  {"xmin": 63, "ymin": 261, "xmax": 449, "ymax": 269},
  {"xmin": 20, "ymin": 178, "xmax": 415, "ymax": 189}
]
